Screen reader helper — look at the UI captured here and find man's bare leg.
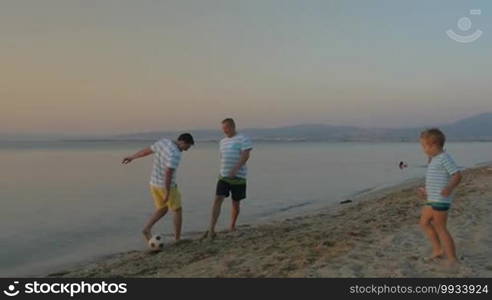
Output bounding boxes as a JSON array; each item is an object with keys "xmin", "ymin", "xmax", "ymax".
[
  {"xmin": 172, "ymin": 208, "xmax": 182, "ymax": 241},
  {"xmin": 419, "ymin": 206, "xmax": 444, "ymax": 260},
  {"xmin": 202, "ymin": 195, "xmax": 225, "ymax": 239},
  {"xmin": 142, "ymin": 207, "xmax": 168, "ymax": 242},
  {"xmin": 230, "ymin": 200, "xmax": 240, "ymax": 232}
]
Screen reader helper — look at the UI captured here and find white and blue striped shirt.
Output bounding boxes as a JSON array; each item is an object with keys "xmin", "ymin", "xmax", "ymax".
[
  {"xmin": 149, "ymin": 138, "xmax": 181, "ymax": 187},
  {"xmin": 425, "ymin": 152, "xmax": 460, "ymax": 204},
  {"xmin": 219, "ymin": 133, "xmax": 253, "ymax": 179}
]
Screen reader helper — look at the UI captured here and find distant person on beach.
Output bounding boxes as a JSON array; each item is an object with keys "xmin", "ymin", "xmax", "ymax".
[
  {"xmin": 121, "ymin": 133, "xmax": 195, "ymax": 243},
  {"xmin": 399, "ymin": 161, "xmax": 408, "ymax": 170},
  {"xmin": 417, "ymin": 128, "xmax": 462, "ymax": 268},
  {"xmin": 202, "ymin": 118, "xmax": 253, "ymax": 239}
]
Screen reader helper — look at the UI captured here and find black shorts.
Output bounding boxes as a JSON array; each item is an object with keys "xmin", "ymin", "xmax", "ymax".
[{"xmin": 216, "ymin": 179, "xmax": 247, "ymax": 201}]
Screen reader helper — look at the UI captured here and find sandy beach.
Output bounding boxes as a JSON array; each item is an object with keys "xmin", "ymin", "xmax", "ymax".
[{"xmin": 53, "ymin": 165, "xmax": 492, "ymax": 278}]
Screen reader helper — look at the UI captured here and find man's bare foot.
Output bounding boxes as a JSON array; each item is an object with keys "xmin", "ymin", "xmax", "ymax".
[
  {"xmin": 200, "ymin": 230, "xmax": 209, "ymax": 240},
  {"xmin": 200, "ymin": 230, "xmax": 217, "ymax": 240},
  {"xmin": 142, "ymin": 229, "xmax": 152, "ymax": 242},
  {"xmin": 229, "ymin": 226, "xmax": 236, "ymax": 232},
  {"xmin": 174, "ymin": 238, "xmax": 191, "ymax": 246}
]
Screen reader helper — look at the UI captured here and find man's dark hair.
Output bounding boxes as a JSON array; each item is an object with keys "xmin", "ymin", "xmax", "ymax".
[
  {"xmin": 420, "ymin": 128, "xmax": 446, "ymax": 148},
  {"xmin": 178, "ymin": 133, "xmax": 195, "ymax": 145},
  {"xmin": 222, "ymin": 118, "xmax": 236, "ymax": 128}
]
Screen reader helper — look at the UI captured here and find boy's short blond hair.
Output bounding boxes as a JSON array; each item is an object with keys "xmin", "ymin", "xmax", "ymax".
[{"xmin": 420, "ymin": 128, "xmax": 446, "ymax": 148}]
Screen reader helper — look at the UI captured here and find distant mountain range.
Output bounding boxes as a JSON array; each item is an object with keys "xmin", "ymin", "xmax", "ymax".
[
  {"xmin": 111, "ymin": 112, "xmax": 492, "ymax": 142},
  {"xmin": 2, "ymin": 113, "xmax": 491, "ymax": 142}
]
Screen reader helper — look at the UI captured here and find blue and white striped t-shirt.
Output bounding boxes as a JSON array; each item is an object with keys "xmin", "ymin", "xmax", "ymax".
[
  {"xmin": 425, "ymin": 152, "xmax": 460, "ymax": 204},
  {"xmin": 219, "ymin": 133, "xmax": 253, "ymax": 179},
  {"xmin": 149, "ymin": 138, "xmax": 182, "ymax": 187}
]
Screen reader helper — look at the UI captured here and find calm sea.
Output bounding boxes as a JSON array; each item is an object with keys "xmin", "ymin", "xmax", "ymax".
[{"xmin": 1, "ymin": 140, "xmax": 491, "ymax": 276}]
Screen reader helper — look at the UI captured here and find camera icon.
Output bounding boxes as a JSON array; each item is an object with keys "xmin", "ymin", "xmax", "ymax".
[
  {"xmin": 446, "ymin": 9, "xmax": 483, "ymax": 43},
  {"xmin": 3, "ymin": 281, "xmax": 20, "ymax": 297}
]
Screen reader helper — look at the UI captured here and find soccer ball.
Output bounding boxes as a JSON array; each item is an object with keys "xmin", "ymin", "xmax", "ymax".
[{"xmin": 148, "ymin": 234, "xmax": 165, "ymax": 251}]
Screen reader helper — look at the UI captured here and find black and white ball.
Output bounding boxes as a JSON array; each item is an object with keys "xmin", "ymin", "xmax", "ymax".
[{"xmin": 148, "ymin": 234, "xmax": 165, "ymax": 251}]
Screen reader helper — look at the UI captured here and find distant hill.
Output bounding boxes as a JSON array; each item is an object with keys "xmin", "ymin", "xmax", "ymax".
[
  {"xmin": 111, "ymin": 113, "xmax": 492, "ymax": 142},
  {"xmin": 441, "ymin": 113, "xmax": 492, "ymax": 139}
]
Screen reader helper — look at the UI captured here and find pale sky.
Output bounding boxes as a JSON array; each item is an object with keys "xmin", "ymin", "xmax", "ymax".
[{"xmin": 1, "ymin": 0, "xmax": 491, "ymax": 135}]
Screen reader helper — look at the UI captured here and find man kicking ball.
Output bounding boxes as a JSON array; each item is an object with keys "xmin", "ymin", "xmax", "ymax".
[
  {"xmin": 122, "ymin": 133, "xmax": 195, "ymax": 243},
  {"xmin": 202, "ymin": 118, "xmax": 253, "ymax": 239}
]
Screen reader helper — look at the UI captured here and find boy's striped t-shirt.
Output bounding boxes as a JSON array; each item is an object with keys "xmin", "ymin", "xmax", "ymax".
[
  {"xmin": 149, "ymin": 138, "xmax": 182, "ymax": 187},
  {"xmin": 425, "ymin": 152, "xmax": 460, "ymax": 204},
  {"xmin": 219, "ymin": 133, "xmax": 253, "ymax": 179}
]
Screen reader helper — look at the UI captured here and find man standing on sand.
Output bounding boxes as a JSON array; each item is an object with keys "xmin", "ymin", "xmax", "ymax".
[
  {"xmin": 122, "ymin": 133, "xmax": 195, "ymax": 243},
  {"xmin": 202, "ymin": 118, "xmax": 253, "ymax": 239}
]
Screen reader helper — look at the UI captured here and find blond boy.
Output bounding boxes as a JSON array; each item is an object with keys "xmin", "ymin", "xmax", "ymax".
[{"xmin": 418, "ymin": 128, "xmax": 462, "ymax": 267}]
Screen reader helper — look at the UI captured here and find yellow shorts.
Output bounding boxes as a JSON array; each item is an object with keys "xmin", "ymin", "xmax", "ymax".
[{"xmin": 150, "ymin": 185, "xmax": 182, "ymax": 211}]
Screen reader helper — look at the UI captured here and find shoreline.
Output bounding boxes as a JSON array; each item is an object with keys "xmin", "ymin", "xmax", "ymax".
[{"xmin": 50, "ymin": 163, "xmax": 492, "ymax": 278}]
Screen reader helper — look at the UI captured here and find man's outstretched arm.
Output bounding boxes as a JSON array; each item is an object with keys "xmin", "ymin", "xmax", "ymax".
[{"xmin": 122, "ymin": 147, "xmax": 154, "ymax": 164}]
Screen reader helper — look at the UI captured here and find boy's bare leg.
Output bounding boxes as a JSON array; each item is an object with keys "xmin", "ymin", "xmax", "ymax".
[
  {"xmin": 419, "ymin": 206, "xmax": 444, "ymax": 259},
  {"xmin": 172, "ymin": 208, "xmax": 182, "ymax": 241},
  {"xmin": 202, "ymin": 195, "xmax": 225, "ymax": 239},
  {"xmin": 432, "ymin": 210, "xmax": 458, "ymax": 266},
  {"xmin": 142, "ymin": 207, "xmax": 168, "ymax": 242},
  {"xmin": 230, "ymin": 200, "xmax": 240, "ymax": 232}
]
